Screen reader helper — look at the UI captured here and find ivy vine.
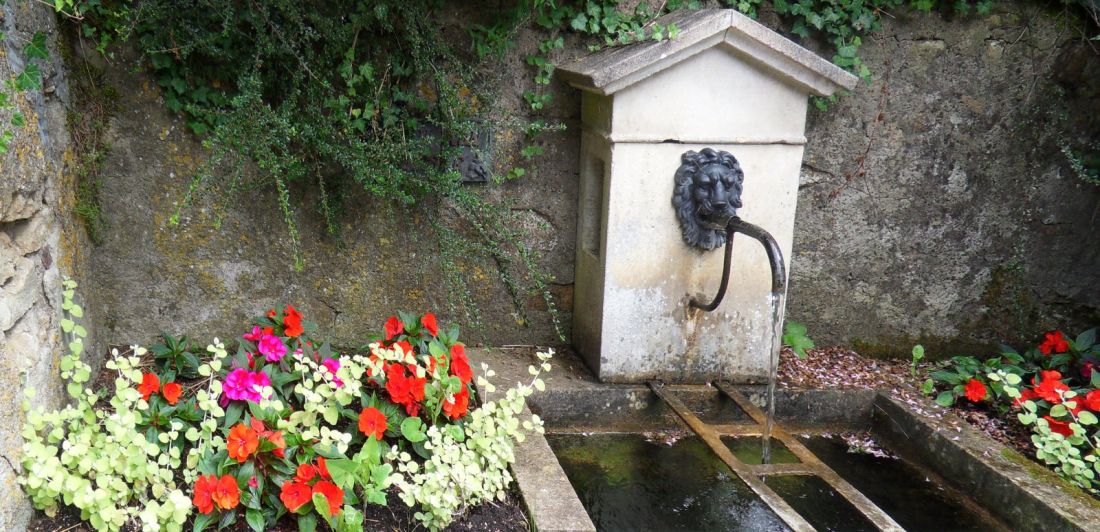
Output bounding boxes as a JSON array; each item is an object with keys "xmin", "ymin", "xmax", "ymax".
[{"xmin": 43, "ymin": 0, "xmax": 1097, "ymax": 335}]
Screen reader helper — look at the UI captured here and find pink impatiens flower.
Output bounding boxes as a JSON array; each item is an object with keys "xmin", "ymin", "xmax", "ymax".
[
  {"xmin": 258, "ymin": 333, "xmax": 288, "ymax": 362},
  {"xmin": 321, "ymin": 358, "xmax": 343, "ymax": 387},
  {"xmin": 223, "ymin": 368, "xmax": 271, "ymax": 403}
]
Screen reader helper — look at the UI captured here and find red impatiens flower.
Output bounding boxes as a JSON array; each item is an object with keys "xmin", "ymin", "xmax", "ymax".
[
  {"xmin": 1039, "ymin": 331, "xmax": 1069, "ymax": 355},
  {"xmin": 964, "ymin": 379, "xmax": 987, "ymax": 402},
  {"xmin": 1043, "ymin": 416, "xmax": 1075, "ymax": 437},
  {"xmin": 384, "ymin": 316, "xmax": 404, "ymax": 341},
  {"xmin": 311, "ymin": 481, "xmax": 344, "ymax": 516},
  {"xmin": 450, "ymin": 344, "xmax": 473, "ymax": 385},
  {"xmin": 1084, "ymin": 390, "xmax": 1100, "ymax": 411},
  {"xmin": 138, "ymin": 372, "xmax": 160, "ymax": 401},
  {"xmin": 1033, "ymin": 370, "xmax": 1070, "ymax": 404},
  {"xmin": 266, "ymin": 308, "xmax": 277, "ymax": 319},
  {"xmin": 384, "ymin": 363, "xmax": 426, "ymax": 416},
  {"xmin": 279, "ymin": 481, "xmax": 312, "ymax": 512},
  {"xmin": 227, "ymin": 423, "xmax": 259, "ymax": 462},
  {"xmin": 442, "ymin": 384, "xmax": 470, "ymax": 420},
  {"xmin": 162, "ymin": 382, "xmax": 182, "ymax": 405},
  {"xmin": 421, "ymin": 312, "xmax": 439, "ymax": 337},
  {"xmin": 358, "ymin": 407, "xmax": 387, "ymax": 440},
  {"xmin": 210, "ymin": 475, "xmax": 240, "ymax": 511},
  {"xmin": 317, "ymin": 457, "xmax": 330, "ymax": 479},
  {"xmin": 295, "ymin": 463, "xmax": 318, "ymax": 484},
  {"xmin": 283, "ymin": 304, "xmax": 304, "ymax": 337},
  {"xmin": 192, "ymin": 474, "xmax": 218, "ymax": 514}
]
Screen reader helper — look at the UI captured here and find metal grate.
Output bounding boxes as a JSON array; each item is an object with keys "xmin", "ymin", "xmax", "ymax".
[{"xmin": 648, "ymin": 381, "xmax": 905, "ymax": 532}]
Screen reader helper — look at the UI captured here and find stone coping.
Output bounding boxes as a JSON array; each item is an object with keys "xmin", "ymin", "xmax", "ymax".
[
  {"xmin": 874, "ymin": 394, "xmax": 1100, "ymax": 532},
  {"xmin": 511, "ymin": 404, "xmax": 597, "ymax": 532},
  {"xmin": 556, "ymin": 9, "xmax": 858, "ymax": 96}
]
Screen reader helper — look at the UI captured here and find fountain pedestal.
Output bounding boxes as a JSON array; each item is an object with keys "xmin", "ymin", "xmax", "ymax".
[{"xmin": 557, "ymin": 9, "xmax": 856, "ymax": 383}]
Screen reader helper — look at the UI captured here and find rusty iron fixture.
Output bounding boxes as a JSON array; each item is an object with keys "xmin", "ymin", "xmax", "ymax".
[{"xmin": 689, "ymin": 217, "xmax": 786, "ymax": 311}]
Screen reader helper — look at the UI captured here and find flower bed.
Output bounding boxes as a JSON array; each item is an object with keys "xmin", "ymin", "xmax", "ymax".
[
  {"xmin": 928, "ymin": 328, "xmax": 1100, "ymax": 495},
  {"xmin": 19, "ymin": 280, "xmax": 551, "ymax": 531}
]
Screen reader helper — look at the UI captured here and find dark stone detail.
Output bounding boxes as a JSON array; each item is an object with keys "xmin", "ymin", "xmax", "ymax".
[
  {"xmin": 459, "ymin": 146, "xmax": 490, "ymax": 183},
  {"xmin": 672, "ymin": 148, "xmax": 745, "ymax": 250},
  {"xmin": 459, "ymin": 127, "xmax": 493, "ymax": 183}
]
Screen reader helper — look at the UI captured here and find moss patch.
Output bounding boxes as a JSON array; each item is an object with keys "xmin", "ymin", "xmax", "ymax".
[{"xmin": 999, "ymin": 447, "xmax": 1100, "ymax": 510}]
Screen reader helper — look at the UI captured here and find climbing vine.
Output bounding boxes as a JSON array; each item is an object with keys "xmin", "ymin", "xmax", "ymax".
[
  {"xmin": 0, "ymin": 31, "xmax": 48, "ymax": 154},
  {"xmin": 44, "ymin": 0, "xmax": 1098, "ymax": 333}
]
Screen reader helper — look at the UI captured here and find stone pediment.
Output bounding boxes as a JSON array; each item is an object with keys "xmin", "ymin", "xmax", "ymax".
[{"xmin": 556, "ymin": 9, "xmax": 858, "ymax": 97}]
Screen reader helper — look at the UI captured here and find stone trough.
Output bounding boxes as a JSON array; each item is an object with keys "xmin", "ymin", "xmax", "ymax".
[{"xmin": 477, "ymin": 348, "xmax": 1100, "ymax": 532}]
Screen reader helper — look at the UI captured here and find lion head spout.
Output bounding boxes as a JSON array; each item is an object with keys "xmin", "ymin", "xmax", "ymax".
[{"xmin": 671, "ymin": 148, "xmax": 745, "ymax": 250}]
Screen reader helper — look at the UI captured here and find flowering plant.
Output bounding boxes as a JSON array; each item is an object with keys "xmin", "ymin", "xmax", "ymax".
[
  {"xmin": 20, "ymin": 288, "xmax": 550, "ymax": 531},
  {"xmin": 927, "ymin": 328, "xmax": 1100, "ymax": 493}
]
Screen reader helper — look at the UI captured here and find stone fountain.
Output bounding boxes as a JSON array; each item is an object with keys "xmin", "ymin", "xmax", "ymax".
[{"xmin": 557, "ymin": 8, "xmax": 856, "ymax": 384}]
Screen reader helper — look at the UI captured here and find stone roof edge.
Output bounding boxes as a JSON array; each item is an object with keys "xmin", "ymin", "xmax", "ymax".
[{"xmin": 556, "ymin": 9, "xmax": 858, "ymax": 97}]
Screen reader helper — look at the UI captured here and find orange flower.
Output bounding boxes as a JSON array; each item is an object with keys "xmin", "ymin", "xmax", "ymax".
[
  {"xmin": 211, "ymin": 475, "xmax": 240, "ymax": 511},
  {"xmin": 266, "ymin": 308, "xmax": 277, "ymax": 318},
  {"xmin": 311, "ymin": 480, "xmax": 344, "ymax": 516},
  {"xmin": 283, "ymin": 304, "xmax": 304, "ymax": 337},
  {"xmin": 249, "ymin": 417, "xmax": 286, "ymax": 457},
  {"xmin": 227, "ymin": 423, "xmax": 259, "ymax": 462},
  {"xmin": 192, "ymin": 474, "xmax": 218, "ymax": 514},
  {"xmin": 162, "ymin": 382, "xmax": 182, "ymax": 405},
  {"xmin": 279, "ymin": 481, "xmax": 312, "ymax": 512},
  {"xmin": 138, "ymin": 372, "xmax": 160, "ymax": 401},
  {"xmin": 358, "ymin": 407, "xmax": 387, "ymax": 440},
  {"xmin": 295, "ymin": 463, "xmax": 318, "ymax": 483}
]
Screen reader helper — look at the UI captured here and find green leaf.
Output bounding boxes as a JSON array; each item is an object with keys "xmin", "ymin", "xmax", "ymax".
[
  {"xmin": 1076, "ymin": 328, "xmax": 1096, "ymax": 350},
  {"xmin": 24, "ymin": 32, "xmax": 49, "ymax": 60},
  {"xmin": 245, "ymin": 508, "xmax": 264, "ymax": 532},
  {"xmin": 930, "ymin": 371, "xmax": 962, "ymax": 385},
  {"xmin": 324, "ymin": 458, "xmax": 359, "ymax": 490},
  {"xmin": 1078, "ymin": 411, "xmax": 1098, "ymax": 425},
  {"xmin": 15, "ymin": 64, "xmax": 42, "ymax": 92},
  {"xmin": 400, "ymin": 416, "xmax": 427, "ymax": 443},
  {"xmin": 934, "ymin": 391, "xmax": 955, "ymax": 407},
  {"xmin": 921, "ymin": 378, "xmax": 934, "ymax": 395},
  {"xmin": 224, "ymin": 402, "xmax": 244, "ymax": 428},
  {"xmin": 312, "ymin": 493, "xmax": 334, "ymax": 524},
  {"xmin": 11, "ymin": 112, "xmax": 25, "ymax": 128},
  {"xmin": 193, "ymin": 512, "xmax": 215, "ymax": 532},
  {"xmin": 297, "ymin": 512, "xmax": 317, "ymax": 532},
  {"xmin": 570, "ymin": 13, "xmax": 589, "ymax": 32},
  {"xmin": 1050, "ymin": 404, "xmax": 1068, "ymax": 417}
]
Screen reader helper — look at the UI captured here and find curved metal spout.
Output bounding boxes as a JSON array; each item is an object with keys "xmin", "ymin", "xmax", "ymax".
[{"xmin": 689, "ymin": 217, "xmax": 786, "ymax": 312}]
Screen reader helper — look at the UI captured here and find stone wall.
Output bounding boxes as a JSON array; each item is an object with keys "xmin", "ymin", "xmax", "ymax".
[
  {"xmin": 74, "ymin": 3, "xmax": 1100, "ymax": 361},
  {"xmin": 789, "ymin": 6, "xmax": 1100, "ymax": 354},
  {"xmin": 0, "ymin": 2, "xmax": 84, "ymax": 529}
]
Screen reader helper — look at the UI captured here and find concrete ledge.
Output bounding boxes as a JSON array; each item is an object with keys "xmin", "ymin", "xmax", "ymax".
[
  {"xmin": 511, "ymin": 405, "xmax": 597, "ymax": 532},
  {"xmin": 873, "ymin": 394, "xmax": 1100, "ymax": 532}
]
